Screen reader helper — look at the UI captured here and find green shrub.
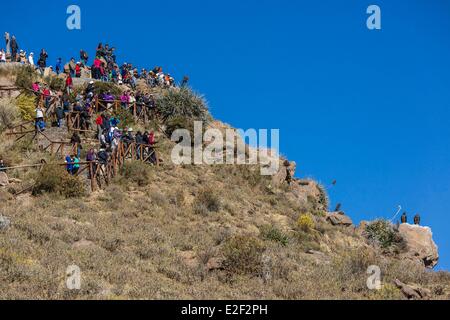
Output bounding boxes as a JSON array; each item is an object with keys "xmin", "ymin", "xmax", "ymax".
[
  {"xmin": 222, "ymin": 235, "xmax": 266, "ymax": 276},
  {"xmin": 165, "ymin": 115, "xmax": 196, "ymax": 138},
  {"xmin": 193, "ymin": 187, "xmax": 221, "ymax": 214},
  {"xmin": 365, "ymin": 220, "xmax": 405, "ymax": 250},
  {"xmin": 15, "ymin": 65, "xmax": 37, "ymax": 90},
  {"xmin": 0, "ymin": 98, "xmax": 19, "ymax": 132},
  {"xmin": 32, "ymin": 165, "xmax": 86, "ymax": 198},
  {"xmin": 260, "ymin": 225, "xmax": 289, "ymax": 246},
  {"xmin": 92, "ymin": 82, "xmax": 121, "ymax": 96},
  {"xmin": 15, "ymin": 94, "xmax": 36, "ymax": 121},
  {"xmin": 157, "ymin": 88, "xmax": 210, "ymax": 122},
  {"xmin": 119, "ymin": 161, "xmax": 152, "ymax": 187},
  {"xmin": 44, "ymin": 75, "xmax": 65, "ymax": 92}
]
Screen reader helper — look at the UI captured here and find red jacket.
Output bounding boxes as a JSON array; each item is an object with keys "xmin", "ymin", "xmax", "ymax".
[
  {"xmin": 95, "ymin": 116, "xmax": 103, "ymax": 126},
  {"xmin": 66, "ymin": 76, "xmax": 73, "ymax": 86}
]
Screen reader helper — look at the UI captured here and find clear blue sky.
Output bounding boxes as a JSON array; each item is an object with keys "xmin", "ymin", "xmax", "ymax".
[{"xmin": 2, "ymin": 0, "xmax": 449, "ymax": 270}]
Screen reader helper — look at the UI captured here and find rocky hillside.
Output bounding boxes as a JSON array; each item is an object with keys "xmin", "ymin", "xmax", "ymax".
[{"xmin": 0, "ymin": 67, "xmax": 449, "ymax": 300}]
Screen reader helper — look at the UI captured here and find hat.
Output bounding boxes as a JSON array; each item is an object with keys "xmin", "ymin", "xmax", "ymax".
[
  {"xmin": 89, "ymin": 80, "xmax": 94, "ymax": 84},
  {"xmin": 128, "ymin": 128, "xmax": 133, "ymax": 132}
]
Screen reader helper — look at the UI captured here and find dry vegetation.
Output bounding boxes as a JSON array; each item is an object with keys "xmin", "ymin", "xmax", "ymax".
[
  {"xmin": 0, "ymin": 73, "xmax": 449, "ymax": 300},
  {"xmin": 1, "ymin": 152, "xmax": 449, "ymax": 299}
]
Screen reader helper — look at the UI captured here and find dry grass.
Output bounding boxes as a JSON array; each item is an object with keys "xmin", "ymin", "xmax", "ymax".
[{"xmin": 0, "ymin": 118, "xmax": 449, "ymax": 300}]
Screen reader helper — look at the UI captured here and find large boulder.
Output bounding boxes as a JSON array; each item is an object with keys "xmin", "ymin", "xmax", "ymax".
[
  {"xmin": 0, "ymin": 171, "xmax": 9, "ymax": 187},
  {"xmin": 398, "ymin": 224, "xmax": 439, "ymax": 269},
  {"xmin": 394, "ymin": 279, "xmax": 431, "ymax": 300},
  {"xmin": 327, "ymin": 211, "xmax": 353, "ymax": 226}
]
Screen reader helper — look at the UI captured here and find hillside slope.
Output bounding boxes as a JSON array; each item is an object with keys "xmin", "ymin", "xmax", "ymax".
[{"xmin": 0, "ymin": 68, "xmax": 449, "ymax": 300}]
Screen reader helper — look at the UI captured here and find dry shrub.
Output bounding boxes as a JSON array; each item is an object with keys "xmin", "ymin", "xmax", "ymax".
[
  {"xmin": 0, "ymin": 98, "xmax": 19, "ymax": 132},
  {"xmin": 222, "ymin": 235, "xmax": 266, "ymax": 276},
  {"xmin": 365, "ymin": 219, "xmax": 406, "ymax": 252},
  {"xmin": 119, "ymin": 161, "xmax": 152, "ymax": 186},
  {"xmin": 260, "ymin": 225, "xmax": 289, "ymax": 247},
  {"xmin": 32, "ymin": 165, "xmax": 86, "ymax": 198},
  {"xmin": 369, "ymin": 283, "xmax": 404, "ymax": 300},
  {"xmin": 193, "ymin": 187, "xmax": 221, "ymax": 214}
]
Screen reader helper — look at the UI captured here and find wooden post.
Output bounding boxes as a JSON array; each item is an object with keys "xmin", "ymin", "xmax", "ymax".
[{"xmin": 89, "ymin": 162, "xmax": 97, "ymax": 192}]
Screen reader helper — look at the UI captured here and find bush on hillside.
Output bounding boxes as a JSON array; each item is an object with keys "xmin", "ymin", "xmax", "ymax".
[
  {"xmin": 113, "ymin": 108, "xmax": 135, "ymax": 128},
  {"xmin": 32, "ymin": 165, "xmax": 86, "ymax": 198},
  {"xmin": 365, "ymin": 219, "xmax": 405, "ymax": 250},
  {"xmin": 15, "ymin": 94, "xmax": 36, "ymax": 121},
  {"xmin": 156, "ymin": 88, "xmax": 210, "ymax": 122},
  {"xmin": 15, "ymin": 65, "xmax": 37, "ymax": 90},
  {"xmin": 297, "ymin": 213, "xmax": 315, "ymax": 232},
  {"xmin": 193, "ymin": 187, "xmax": 221, "ymax": 215},
  {"xmin": 44, "ymin": 75, "xmax": 65, "ymax": 92},
  {"xmin": 260, "ymin": 225, "xmax": 289, "ymax": 246},
  {"xmin": 222, "ymin": 235, "xmax": 266, "ymax": 276},
  {"xmin": 92, "ymin": 82, "xmax": 122, "ymax": 96},
  {"xmin": 119, "ymin": 161, "xmax": 152, "ymax": 187},
  {"xmin": 0, "ymin": 98, "xmax": 19, "ymax": 132},
  {"xmin": 316, "ymin": 183, "xmax": 329, "ymax": 211}
]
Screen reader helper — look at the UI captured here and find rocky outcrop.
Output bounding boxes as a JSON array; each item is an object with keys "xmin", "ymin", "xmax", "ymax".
[
  {"xmin": 394, "ymin": 279, "xmax": 431, "ymax": 300},
  {"xmin": 272, "ymin": 160, "xmax": 296, "ymax": 187},
  {"xmin": 327, "ymin": 211, "xmax": 353, "ymax": 226},
  {"xmin": 398, "ymin": 224, "xmax": 439, "ymax": 269}
]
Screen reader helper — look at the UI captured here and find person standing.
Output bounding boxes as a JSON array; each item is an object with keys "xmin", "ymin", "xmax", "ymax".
[
  {"xmin": 4, "ymin": 32, "xmax": 10, "ymax": 56},
  {"xmin": 80, "ymin": 49, "xmax": 88, "ymax": 65},
  {"xmin": 28, "ymin": 52, "xmax": 34, "ymax": 66},
  {"xmin": 65, "ymin": 74, "xmax": 73, "ymax": 95},
  {"xmin": 10, "ymin": 36, "xmax": 18, "ymax": 62},
  {"xmin": 56, "ymin": 58, "xmax": 62, "ymax": 75},
  {"xmin": 0, "ymin": 49, "xmax": 6, "ymax": 63},
  {"xmin": 35, "ymin": 106, "xmax": 45, "ymax": 132},
  {"xmin": 37, "ymin": 49, "xmax": 48, "ymax": 74}
]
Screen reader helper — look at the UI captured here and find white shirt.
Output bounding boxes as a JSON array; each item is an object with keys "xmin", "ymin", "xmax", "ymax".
[
  {"xmin": 36, "ymin": 108, "xmax": 44, "ymax": 118},
  {"xmin": 28, "ymin": 55, "xmax": 34, "ymax": 65}
]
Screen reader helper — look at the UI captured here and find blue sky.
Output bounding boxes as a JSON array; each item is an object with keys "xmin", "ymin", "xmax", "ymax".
[{"xmin": 1, "ymin": 0, "xmax": 449, "ymax": 270}]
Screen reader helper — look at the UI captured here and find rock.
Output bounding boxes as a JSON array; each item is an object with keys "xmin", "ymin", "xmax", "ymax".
[
  {"xmin": 356, "ymin": 221, "xmax": 369, "ymax": 236},
  {"xmin": 206, "ymin": 257, "xmax": 224, "ymax": 271},
  {"xmin": 272, "ymin": 160, "xmax": 296, "ymax": 187},
  {"xmin": 394, "ymin": 279, "xmax": 431, "ymax": 300},
  {"xmin": 0, "ymin": 171, "xmax": 9, "ymax": 187},
  {"xmin": 179, "ymin": 250, "xmax": 199, "ymax": 269},
  {"xmin": 72, "ymin": 239, "xmax": 95, "ymax": 249},
  {"xmin": 327, "ymin": 211, "xmax": 353, "ymax": 226},
  {"xmin": 398, "ymin": 224, "xmax": 439, "ymax": 269},
  {"xmin": 8, "ymin": 178, "xmax": 22, "ymax": 184},
  {"xmin": 0, "ymin": 215, "xmax": 11, "ymax": 231}
]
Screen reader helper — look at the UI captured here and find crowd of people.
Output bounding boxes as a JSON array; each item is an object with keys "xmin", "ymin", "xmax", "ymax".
[
  {"xmin": 2, "ymin": 31, "xmax": 181, "ymax": 180},
  {"xmin": 2, "ymin": 32, "xmax": 190, "ymax": 91}
]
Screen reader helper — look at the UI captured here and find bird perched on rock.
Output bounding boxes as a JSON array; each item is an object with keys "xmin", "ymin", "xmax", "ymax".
[
  {"xmin": 401, "ymin": 212, "xmax": 408, "ymax": 224},
  {"xmin": 414, "ymin": 214, "xmax": 421, "ymax": 225}
]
